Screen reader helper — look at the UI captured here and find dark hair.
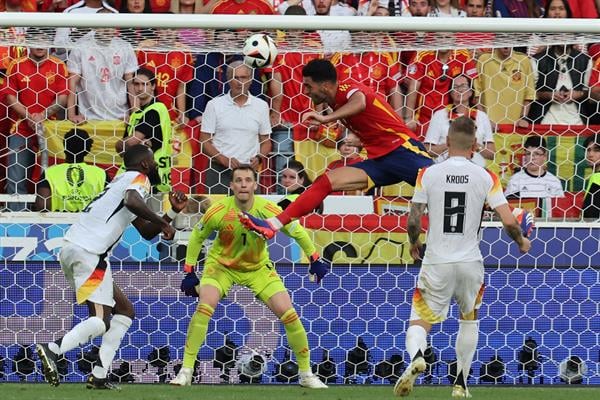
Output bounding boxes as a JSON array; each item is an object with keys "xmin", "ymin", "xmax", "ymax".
[
  {"xmin": 285, "ymin": 160, "xmax": 312, "ymax": 187},
  {"xmin": 302, "ymin": 59, "xmax": 337, "ymax": 84},
  {"xmin": 583, "ymin": 134, "xmax": 600, "ymax": 150},
  {"xmin": 123, "ymin": 144, "xmax": 152, "ymax": 169},
  {"xmin": 120, "ymin": 0, "xmax": 153, "ymax": 13},
  {"xmin": 285, "ymin": 5, "xmax": 307, "ymax": 15},
  {"xmin": 232, "ymin": 164, "xmax": 258, "ymax": 181},
  {"xmin": 524, "ymin": 136, "xmax": 548, "ymax": 151},
  {"xmin": 64, "ymin": 128, "xmax": 93, "ymax": 163},
  {"xmin": 543, "ymin": 0, "xmax": 572, "ymax": 18},
  {"xmin": 135, "ymin": 67, "xmax": 156, "ymax": 85}
]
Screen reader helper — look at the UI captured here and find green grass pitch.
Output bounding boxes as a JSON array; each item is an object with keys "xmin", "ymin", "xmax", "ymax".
[{"xmin": 3, "ymin": 384, "xmax": 599, "ymax": 400}]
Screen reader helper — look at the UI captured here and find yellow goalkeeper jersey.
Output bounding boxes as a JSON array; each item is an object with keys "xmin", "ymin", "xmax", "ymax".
[{"xmin": 185, "ymin": 195, "xmax": 316, "ymax": 272}]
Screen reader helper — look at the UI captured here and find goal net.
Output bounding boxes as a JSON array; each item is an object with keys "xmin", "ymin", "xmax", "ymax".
[{"xmin": 0, "ymin": 14, "xmax": 599, "ymax": 386}]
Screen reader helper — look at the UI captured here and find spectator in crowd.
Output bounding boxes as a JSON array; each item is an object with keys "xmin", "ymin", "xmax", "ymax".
[
  {"xmin": 211, "ymin": 0, "xmax": 274, "ymax": 13},
  {"xmin": 53, "ymin": 0, "xmax": 119, "ymax": 58},
  {"xmin": 505, "ymin": 136, "xmax": 564, "ymax": 217},
  {"xmin": 5, "ymin": 40, "xmax": 68, "ymax": 211},
  {"xmin": 278, "ymin": 0, "xmax": 356, "ymax": 15},
  {"xmin": 404, "ymin": 48, "xmax": 478, "ymax": 138},
  {"xmin": 475, "ymin": 47, "xmax": 535, "ymax": 129},
  {"xmin": 402, "ymin": 0, "xmax": 431, "ymax": 15},
  {"xmin": 67, "ymin": 14, "xmax": 138, "ymax": 123},
  {"xmin": 277, "ymin": 160, "xmax": 314, "ymax": 210},
  {"xmin": 563, "ymin": 0, "xmax": 599, "ymax": 18},
  {"xmin": 0, "ymin": 1, "xmax": 27, "ymax": 73},
  {"xmin": 493, "ymin": 0, "xmax": 542, "ymax": 17},
  {"xmin": 118, "ymin": 0, "xmax": 154, "ymax": 44},
  {"xmin": 591, "ymin": 50, "xmax": 600, "ymax": 103},
  {"xmin": 326, "ymin": 134, "xmax": 364, "ymax": 195},
  {"xmin": 119, "ymin": 0, "xmax": 152, "ymax": 13},
  {"xmin": 200, "ymin": 61, "xmax": 271, "ymax": 194},
  {"xmin": 528, "ymin": 43, "xmax": 592, "ymax": 126},
  {"xmin": 583, "ymin": 133, "xmax": 600, "ymax": 219},
  {"xmin": 269, "ymin": 6, "xmax": 322, "ymax": 194},
  {"xmin": 313, "ymin": 0, "xmax": 354, "ymax": 52},
  {"xmin": 116, "ymin": 67, "xmax": 173, "ymax": 193},
  {"xmin": 356, "ymin": 0, "xmax": 389, "ymax": 15},
  {"xmin": 35, "ymin": 128, "xmax": 107, "ymax": 212},
  {"xmin": 137, "ymin": 26, "xmax": 194, "ymax": 125},
  {"xmin": 424, "ymin": 74, "xmax": 495, "ymax": 167},
  {"xmin": 466, "ymin": 0, "xmax": 487, "ymax": 16},
  {"xmin": 428, "ymin": 0, "xmax": 466, "ymax": 16}
]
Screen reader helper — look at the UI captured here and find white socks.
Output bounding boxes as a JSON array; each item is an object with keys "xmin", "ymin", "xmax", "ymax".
[
  {"xmin": 456, "ymin": 320, "xmax": 479, "ymax": 383},
  {"xmin": 93, "ymin": 314, "xmax": 133, "ymax": 379},
  {"xmin": 406, "ymin": 324, "xmax": 428, "ymax": 361},
  {"xmin": 51, "ymin": 316, "xmax": 106, "ymax": 355}
]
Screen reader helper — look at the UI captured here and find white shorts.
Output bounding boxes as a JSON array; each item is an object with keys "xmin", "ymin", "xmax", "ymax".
[
  {"xmin": 59, "ymin": 242, "xmax": 115, "ymax": 307},
  {"xmin": 409, "ymin": 261, "xmax": 485, "ymax": 323}
]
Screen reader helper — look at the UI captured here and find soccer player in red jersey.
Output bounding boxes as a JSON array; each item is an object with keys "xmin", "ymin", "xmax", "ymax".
[
  {"xmin": 240, "ymin": 59, "xmax": 433, "ymax": 239},
  {"xmin": 137, "ymin": 28, "xmax": 194, "ymax": 124}
]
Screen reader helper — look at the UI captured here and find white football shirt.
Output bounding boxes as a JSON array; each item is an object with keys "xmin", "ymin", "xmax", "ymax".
[
  {"xmin": 412, "ymin": 156, "xmax": 508, "ymax": 264},
  {"xmin": 67, "ymin": 32, "xmax": 138, "ymax": 121},
  {"xmin": 64, "ymin": 171, "xmax": 151, "ymax": 255}
]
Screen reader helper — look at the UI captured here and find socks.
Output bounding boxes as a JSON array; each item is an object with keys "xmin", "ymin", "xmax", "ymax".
[
  {"xmin": 276, "ymin": 174, "xmax": 333, "ymax": 226},
  {"xmin": 51, "ymin": 316, "xmax": 106, "ymax": 355},
  {"xmin": 182, "ymin": 303, "xmax": 214, "ymax": 369},
  {"xmin": 92, "ymin": 314, "xmax": 133, "ymax": 379},
  {"xmin": 281, "ymin": 309, "xmax": 310, "ymax": 372},
  {"xmin": 455, "ymin": 320, "xmax": 479, "ymax": 388},
  {"xmin": 406, "ymin": 324, "xmax": 428, "ymax": 361}
]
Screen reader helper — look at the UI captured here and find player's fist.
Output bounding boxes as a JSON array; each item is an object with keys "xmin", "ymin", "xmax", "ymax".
[
  {"xmin": 309, "ymin": 253, "xmax": 330, "ymax": 284},
  {"xmin": 169, "ymin": 191, "xmax": 188, "ymax": 213},
  {"xmin": 512, "ymin": 208, "xmax": 534, "ymax": 238},
  {"xmin": 161, "ymin": 223, "xmax": 176, "ymax": 241},
  {"xmin": 180, "ymin": 272, "xmax": 200, "ymax": 297}
]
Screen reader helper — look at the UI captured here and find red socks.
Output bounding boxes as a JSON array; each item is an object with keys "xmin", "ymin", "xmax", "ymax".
[{"xmin": 277, "ymin": 174, "xmax": 332, "ymax": 225}]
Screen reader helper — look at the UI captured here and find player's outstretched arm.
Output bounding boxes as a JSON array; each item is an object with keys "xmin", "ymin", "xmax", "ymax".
[
  {"xmin": 494, "ymin": 203, "xmax": 531, "ymax": 253},
  {"xmin": 128, "ymin": 191, "xmax": 187, "ymax": 240},
  {"xmin": 407, "ymin": 202, "xmax": 427, "ymax": 261}
]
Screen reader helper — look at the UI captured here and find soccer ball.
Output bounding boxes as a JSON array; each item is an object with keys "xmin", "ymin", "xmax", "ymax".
[{"xmin": 242, "ymin": 34, "xmax": 278, "ymax": 68}]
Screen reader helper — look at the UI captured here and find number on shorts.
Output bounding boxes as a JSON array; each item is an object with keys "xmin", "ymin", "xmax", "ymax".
[{"xmin": 443, "ymin": 191, "xmax": 466, "ymax": 234}]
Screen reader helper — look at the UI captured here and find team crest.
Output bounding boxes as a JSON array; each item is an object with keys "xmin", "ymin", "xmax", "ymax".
[
  {"xmin": 171, "ymin": 57, "xmax": 182, "ymax": 69},
  {"xmin": 371, "ymin": 66, "xmax": 383, "ymax": 80},
  {"xmin": 113, "ymin": 54, "xmax": 121, "ymax": 65},
  {"xmin": 45, "ymin": 71, "xmax": 56, "ymax": 84},
  {"xmin": 512, "ymin": 70, "xmax": 522, "ymax": 82}
]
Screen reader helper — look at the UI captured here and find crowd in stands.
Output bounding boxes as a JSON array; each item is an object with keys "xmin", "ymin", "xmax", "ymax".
[{"xmin": 0, "ymin": 0, "xmax": 599, "ymax": 220}]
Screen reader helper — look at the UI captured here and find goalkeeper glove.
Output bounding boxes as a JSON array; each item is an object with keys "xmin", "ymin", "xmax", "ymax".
[
  {"xmin": 181, "ymin": 264, "xmax": 200, "ymax": 297},
  {"xmin": 513, "ymin": 208, "xmax": 535, "ymax": 238},
  {"xmin": 309, "ymin": 253, "xmax": 330, "ymax": 284}
]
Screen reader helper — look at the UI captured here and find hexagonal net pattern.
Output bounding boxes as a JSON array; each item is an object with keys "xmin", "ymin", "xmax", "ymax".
[{"xmin": 0, "ymin": 21, "xmax": 599, "ymax": 387}]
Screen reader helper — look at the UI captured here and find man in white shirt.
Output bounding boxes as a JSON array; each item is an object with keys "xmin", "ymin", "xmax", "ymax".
[
  {"xmin": 54, "ymin": 0, "xmax": 119, "ymax": 56},
  {"xmin": 67, "ymin": 27, "xmax": 138, "ymax": 122},
  {"xmin": 36, "ymin": 145, "xmax": 187, "ymax": 390},
  {"xmin": 398, "ymin": 116, "xmax": 530, "ymax": 398},
  {"xmin": 505, "ymin": 136, "xmax": 565, "ymax": 217},
  {"xmin": 201, "ymin": 61, "xmax": 272, "ymax": 194}
]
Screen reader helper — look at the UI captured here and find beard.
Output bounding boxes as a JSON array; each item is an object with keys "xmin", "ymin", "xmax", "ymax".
[{"xmin": 148, "ymin": 167, "xmax": 161, "ymax": 186}]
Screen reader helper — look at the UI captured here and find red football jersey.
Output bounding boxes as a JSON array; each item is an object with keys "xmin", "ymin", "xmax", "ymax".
[
  {"xmin": 272, "ymin": 47, "xmax": 321, "ymax": 125},
  {"xmin": 333, "ymin": 52, "xmax": 401, "ymax": 99},
  {"xmin": 137, "ymin": 49, "xmax": 194, "ymax": 120},
  {"xmin": 406, "ymin": 50, "xmax": 478, "ymax": 125},
  {"xmin": 211, "ymin": 0, "xmax": 273, "ymax": 14},
  {"xmin": 6, "ymin": 56, "xmax": 68, "ymax": 137},
  {"xmin": 333, "ymin": 81, "xmax": 418, "ymax": 159}
]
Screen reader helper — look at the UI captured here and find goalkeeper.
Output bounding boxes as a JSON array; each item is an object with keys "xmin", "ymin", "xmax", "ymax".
[{"xmin": 170, "ymin": 165, "xmax": 329, "ymax": 389}]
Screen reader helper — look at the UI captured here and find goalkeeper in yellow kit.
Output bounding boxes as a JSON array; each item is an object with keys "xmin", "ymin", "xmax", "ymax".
[{"xmin": 169, "ymin": 165, "xmax": 329, "ymax": 388}]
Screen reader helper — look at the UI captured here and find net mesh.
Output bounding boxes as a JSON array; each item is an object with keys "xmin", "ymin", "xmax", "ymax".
[{"xmin": 0, "ymin": 19, "xmax": 599, "ymax": 386}]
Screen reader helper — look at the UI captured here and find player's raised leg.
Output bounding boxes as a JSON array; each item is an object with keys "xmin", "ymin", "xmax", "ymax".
[
  {"xmin": 239, "ymin": 166, "xmax": 369, "ymax": 239},
  {"xmin": 265, "ymin": 290, "xmax": 327, "ymax": 389},
  {"xmin": 170, "ymin": 284, "xmax": 221, "ymax": 386}
]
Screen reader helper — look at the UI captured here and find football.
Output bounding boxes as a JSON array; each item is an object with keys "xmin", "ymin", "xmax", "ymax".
[{"xmin": 242, "ymin": 33, "xmax": 278, "ymax": 68}]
